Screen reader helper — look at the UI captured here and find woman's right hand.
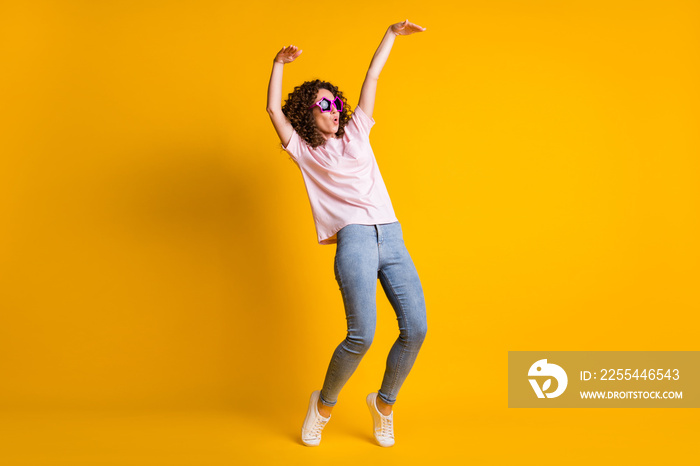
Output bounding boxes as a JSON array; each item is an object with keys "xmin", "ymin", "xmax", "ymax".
[
  {"xmin": 274, "ymin": 45, "xmax": 303, "ymax": 64},
  {"xmin": 390, "ymin": 20, "xmax": 426, "ymax": 36}
]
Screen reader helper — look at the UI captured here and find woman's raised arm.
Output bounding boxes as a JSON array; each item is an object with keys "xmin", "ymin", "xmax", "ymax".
[
  {"xmin": 267, "ymin": 45, "xmax": 302, "ymax": 147},
  {"xmin": 357, "ymin": 20, "xmax": 426, "ymax": 119}
]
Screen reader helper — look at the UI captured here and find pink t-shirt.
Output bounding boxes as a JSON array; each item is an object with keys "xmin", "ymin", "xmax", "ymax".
[{"xmin": 282, "ymin": 105, "xmax": 398, "ymax": 245}]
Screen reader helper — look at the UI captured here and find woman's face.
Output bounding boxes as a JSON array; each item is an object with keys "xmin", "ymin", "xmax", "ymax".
[{"xmin": 311, "ymin": 88, "xmax": 340, "ymax": 140}]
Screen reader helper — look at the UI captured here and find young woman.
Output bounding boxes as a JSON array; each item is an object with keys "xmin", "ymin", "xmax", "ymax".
[{"xmin": 266, "ymin": 20, "xmax": 428, "ymax": 447}]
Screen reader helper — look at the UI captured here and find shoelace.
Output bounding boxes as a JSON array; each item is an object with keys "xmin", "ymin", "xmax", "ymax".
[
  {"xmin": 310, "ymin": 416, "xmax": 329, "ymax": 438},
  {"xmin": 379, "ymin": 415, "xmax": 394, "ymax": 439}
]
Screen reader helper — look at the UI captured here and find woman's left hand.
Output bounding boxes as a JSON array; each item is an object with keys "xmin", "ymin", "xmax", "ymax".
[{"xmin": 390, "ymin": 20, "xmax": 426, "ymax": 36}]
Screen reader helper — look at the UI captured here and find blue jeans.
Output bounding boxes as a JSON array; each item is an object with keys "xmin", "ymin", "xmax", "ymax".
[{"xmin": 319, "ymin": 222, "xmax": 427, "ymax": 407}]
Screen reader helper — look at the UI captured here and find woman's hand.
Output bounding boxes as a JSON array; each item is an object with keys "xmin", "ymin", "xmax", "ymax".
[
  {"xmin": 274, "ymin": 45, "xmax": 303, "ymax": 64},
  {"xmin": 390, "ymin": 20, "xmax": 426, "ymax": 36}
]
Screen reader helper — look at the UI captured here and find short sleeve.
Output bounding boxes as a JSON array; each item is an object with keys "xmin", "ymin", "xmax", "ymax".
[
  {"xmin": 349, "ymin": 105, "xmax": 375, "ymax": 138},
  {"xmin": 281, "ymin": 130, "xmax": 302, "ymax": 162}
]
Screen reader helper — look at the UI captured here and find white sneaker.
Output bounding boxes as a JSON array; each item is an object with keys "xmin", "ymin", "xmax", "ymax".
[
  {"xmin": 301, "ymin": 390, "xmax": 330, "ymax": 446},
  {"xmin": 366, "ymin": 392, "xmax": 395, "ymax": 447}
]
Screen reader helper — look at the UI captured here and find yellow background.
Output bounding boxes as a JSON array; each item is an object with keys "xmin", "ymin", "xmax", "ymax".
[{"xmin": 1, "ymin": 0, "xmax": 698, "ymax": 464}]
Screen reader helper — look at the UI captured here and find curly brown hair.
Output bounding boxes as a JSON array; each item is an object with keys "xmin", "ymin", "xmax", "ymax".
[{"xmin": 282, "ymin": 79, "xmax": 351, "ymax": 149}]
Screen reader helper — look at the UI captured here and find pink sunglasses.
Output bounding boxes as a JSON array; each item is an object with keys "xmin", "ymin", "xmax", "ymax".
[{"xmin": 309, "ymin": 96, "xmax": 343, "ymax": 113}]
